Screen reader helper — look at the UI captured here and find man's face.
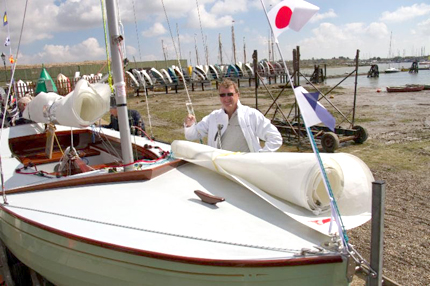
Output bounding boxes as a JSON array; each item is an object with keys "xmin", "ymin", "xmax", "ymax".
[{"xmin": 219, "ymin": 85, "xmax": 239, "ymax": 115}]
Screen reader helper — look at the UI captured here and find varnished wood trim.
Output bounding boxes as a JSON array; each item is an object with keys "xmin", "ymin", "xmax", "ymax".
[{"xmin": 6, "ymin": 159, "xmax": 185, "ymax": 195}]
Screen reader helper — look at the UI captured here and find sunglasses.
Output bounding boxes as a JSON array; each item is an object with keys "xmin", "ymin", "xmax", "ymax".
[{"xmin": 219, "ymin": 92, "xmax": 234, "ymax": 97}]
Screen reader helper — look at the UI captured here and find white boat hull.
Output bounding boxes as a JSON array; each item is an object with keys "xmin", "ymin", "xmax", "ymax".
[
  {"xmin": 0, "ymin": 207, "xmax": 348, "ymax": 286},
  {"xmin": 0, "ymin": 125, "xmax": 354, "ymax": 285}
]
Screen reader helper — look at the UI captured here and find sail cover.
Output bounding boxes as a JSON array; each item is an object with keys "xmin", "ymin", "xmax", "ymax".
[
  {"xmin": 172, "ymin": 140, "xmax": 373, "ymax": 235},
  {"xmin": 23, "ymin": 79, "xmax": 110, "ymax": 128}
]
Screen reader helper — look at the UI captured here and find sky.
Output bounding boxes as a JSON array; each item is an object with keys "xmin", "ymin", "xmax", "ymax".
[{"xmin": 0, "ymin": 0, "xmax": 429, "ymax": 66}]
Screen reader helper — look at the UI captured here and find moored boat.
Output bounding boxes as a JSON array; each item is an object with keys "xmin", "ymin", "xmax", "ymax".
[
  {"xmin": 386, "ymin": 85, "xmax": 425, "ymax": 92},
  {"xmin": 384, "ymin": 67, "xmax": 400, "ymax": 73}
]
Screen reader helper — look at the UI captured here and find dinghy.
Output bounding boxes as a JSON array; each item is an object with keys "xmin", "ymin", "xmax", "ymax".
[{"xmin": 0, "ymin": 1, "xmax": 375, "ymax": 285}]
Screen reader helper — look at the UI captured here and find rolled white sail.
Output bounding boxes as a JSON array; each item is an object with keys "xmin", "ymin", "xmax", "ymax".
[
  {"xmin": 171, "ymin": 140, "xmax": 373, "ymax": 233},
  {"xmin": 23, "ymin": 79, "xmax": 111, "ymax": 128}
]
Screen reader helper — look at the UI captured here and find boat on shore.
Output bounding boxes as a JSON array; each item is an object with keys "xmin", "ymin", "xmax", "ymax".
[
  {"xmin": 386, "ymin": 85, "xmax": 425, "ymax": 92},
  {"xmin": 0, "ymin": 1, "xmax": 376, "ymax": 285}
]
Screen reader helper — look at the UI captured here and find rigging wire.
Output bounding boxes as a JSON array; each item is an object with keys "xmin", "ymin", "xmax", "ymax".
[
  {"xmin": 160, "ymin": 0, "xmax": 195, "ymax": 117},
  {"xmin": 132, "ymin": 0, "xmax": 143, "ymax": 62},
  {"xmin": 0, "ymin": 0, "xmax": 30, "ymax": 204},
  {"xmin": 195, "ymin": 0, "xmax": 208, "ymax": 65},
  {"xmin": 140, "ymin": 75, "xmax": 154, "ymax": 138}
]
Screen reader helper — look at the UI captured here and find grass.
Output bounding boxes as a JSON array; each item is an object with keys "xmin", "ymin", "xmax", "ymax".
[{"xmin": 340, "ymin": 139, "xmax": 430, "ymax": 171}]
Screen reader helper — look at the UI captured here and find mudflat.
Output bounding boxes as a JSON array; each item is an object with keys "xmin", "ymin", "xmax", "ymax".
[{"xmin": 124, "ymin": 83, "xmax": 430, "ymax": 286}]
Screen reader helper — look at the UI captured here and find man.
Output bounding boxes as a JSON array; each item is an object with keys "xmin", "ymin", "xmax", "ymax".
[
  {"xmin": 13, "ymin": 96, "xmax": 34, "ymax": 125},
  {"xmin": 103, "ymin": 103, "xmax": 145, "ymax": 136},
  {"xmin": 184, "ymin": 79, "xmax": 282, "ymax": 152}
]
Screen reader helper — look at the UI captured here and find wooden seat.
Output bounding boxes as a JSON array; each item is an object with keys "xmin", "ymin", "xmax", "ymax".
[{"xmin": 19, "ymin": 147, "xmax": 100, "ymax": 166}]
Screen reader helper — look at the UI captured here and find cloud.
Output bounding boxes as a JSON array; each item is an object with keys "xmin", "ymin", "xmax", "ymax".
[
  {"xmin": 142, "ymin": 22, "xmax": 167, "ymax": 37},
  {"xmin": 417, "ymin": 18, "xmax": 430, "ymax": 35},
  {"xmin": 126, "ymin": 45, "xmax": 138, "ymax": 58},
  {"xmin": 296, "ymin": 22, "xmax": 389, "ymax": 59},
  {"xmin": 379, "ymin": 3, "xmax": 430, "ymax": 23},
  {"xmin": 310, "ymin": 9, "xmax": 337, "ymax": 23},
  {"xmin": 187, "ymin": 4, "xmax": 234, "ymax": 29},
  {"xmin": 210, "ymin": 0, "xmax": 248, "ymax": 15},
  {"xmin": 56, "ymin": 1, "xmax": 103, "ymax": 30},
  {"xmin": 21, "ymin": 37, "xmax": 106, "ymax": 64}
]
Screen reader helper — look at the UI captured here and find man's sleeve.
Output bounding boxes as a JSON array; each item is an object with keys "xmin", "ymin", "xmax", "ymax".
[{"xmin": 254, "ymin": 111, "xmax": 283, "ymax": 152}]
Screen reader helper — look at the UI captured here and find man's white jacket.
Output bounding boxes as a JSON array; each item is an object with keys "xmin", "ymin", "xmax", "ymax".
[{"xmin": 184, "ymin": 101, "xmax": 282, "ymax": 152}]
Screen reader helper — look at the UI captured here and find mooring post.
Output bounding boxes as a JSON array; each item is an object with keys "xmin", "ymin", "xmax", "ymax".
[
  {"xmin": 368, "ymin": 181, "xmax": 386, "ymax": 286},
  {"xmin": 352, "ymin": 49, "xmax": 360, "ymax": 126}
]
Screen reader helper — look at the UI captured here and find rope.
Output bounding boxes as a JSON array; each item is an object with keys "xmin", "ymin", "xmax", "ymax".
[
  {"xmin": 132, "ymin": 0, "xmax": 142, "ymax": 62},
  {"xmin": 91, "ymin": 126, "xmax": 122, "ymax": 164},
  {"xmin": 160, "ymin": 0, "xmax": 195, "ymax": 117},
  {"xmin": 195, "ymin": 0, "xmax": 208, "ymax": 65},
  {"xmin": 54, "ymin": 132, "xmax": 64, "ymax": 155},
  {"xmin": 133, "ymin": 72, "xmax": 154, "ymax": 138},
  {"xmin": 4, "ymin": 203, "xmax": 310, "ymax": 254},
  {"xmin": 0, "ymin": 0, "xmax": 30, "ymax": 205},
  {"xmin": 307, "ymin": 126, "xmax": 348, "ymax": 245},
  {"xmin": 100, "ymin": 0, "xmax": 113, "ymax": 91}
]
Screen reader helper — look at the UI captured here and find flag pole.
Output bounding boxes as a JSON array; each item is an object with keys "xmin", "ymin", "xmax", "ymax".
[{"xmin": 259, "ymin": 0, "xmax": 348, "ymax": 249}]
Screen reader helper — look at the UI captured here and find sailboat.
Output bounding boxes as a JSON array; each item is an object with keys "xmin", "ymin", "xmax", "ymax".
[
  {"xmin": 384, "ymin": 32, "xmax": 400, "ymax": 74},
  {"xmin": 0, "ymin": 1, "xmax": 375, "ymax": 285}
]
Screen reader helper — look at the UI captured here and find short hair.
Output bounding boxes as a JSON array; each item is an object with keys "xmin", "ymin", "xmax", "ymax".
[
  {"xmin": 219, "ymin": 79, "xmax": 239, "ymax": 94},
  {"xmin": 18, "ymin": 96, "xmax": 31, "ymax": 106},
  {"xmin": 18, "ymin": 96, "xmax": 32, "ymax": 112}
]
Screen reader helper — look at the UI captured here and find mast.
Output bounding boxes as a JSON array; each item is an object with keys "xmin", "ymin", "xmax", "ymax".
[
  {"xmin": 105, "ymin": 0, "xmax": 134, "ymax": 171},
  {"xmin": 162, "ymin": 39, "xmax": 168, "ymax": 62},
  {"xmin": 243, "ymin": 36, "xmax": 246, "ymax": 63},
  {"xmin": 205, "ymin": 35, "xmax": 209, "ymax": 66},
  {"xmin": 176, "ymin": 23, "xmax": 182, "ymax": 60},
  {"xmin": 271, "ymin": 33, "xmax": 275, "ymax": 62},
  {"xmin": 268, "ymin": 30, "xmax": 271, "ymax": 61},
  {"xmin": 218, "ymin": 33, "xmax": 223, "ymax": 65},
  {"xmin": 388, "ymin": 31, "xmax": 392, "ymax": 60},
  {"xmin": 194, "ymin": 34, "xmax": 200, "ymax": 66},
  {"xmin": 231, "ymin": 21, "xmax": 236, "ymax": 64}
]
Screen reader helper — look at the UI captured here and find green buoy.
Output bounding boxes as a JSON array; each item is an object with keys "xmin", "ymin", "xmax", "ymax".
[{"xmin": 35, "ymin": 65, "xmax": 58, "ymax": 94}]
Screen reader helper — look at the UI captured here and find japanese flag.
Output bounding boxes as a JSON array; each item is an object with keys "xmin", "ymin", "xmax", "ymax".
[{"xmin": 267, "ymin": 0, "xmax": 319, "ymax": 40}]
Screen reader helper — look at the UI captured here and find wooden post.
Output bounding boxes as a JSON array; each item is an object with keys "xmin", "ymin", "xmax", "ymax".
[
  {"xmin": 352, "ymin": 49, "xmax": 360, "ymax": 126},
  {"xmin": 368, "ymin": 181, "xmax": 386, "ymax": 286}
]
